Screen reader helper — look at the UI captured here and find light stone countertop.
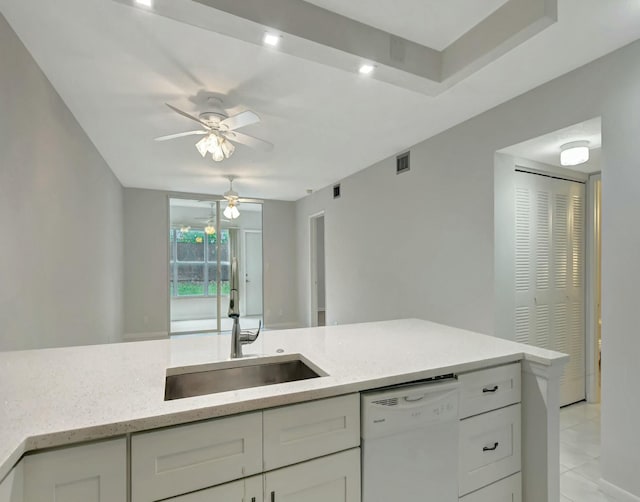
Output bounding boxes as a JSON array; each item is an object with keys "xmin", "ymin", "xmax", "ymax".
[{"xmin": 0, "ymin": 318, "xmax": 567, "ymax": 482}]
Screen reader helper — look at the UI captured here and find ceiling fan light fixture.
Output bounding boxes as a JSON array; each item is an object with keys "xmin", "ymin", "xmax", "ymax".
[
  {"xmin": 221, "ymin": 137, "xmax": 235, "ymax": 158},
  {"xmin": 195, "ymin": 136, "xmax": 210, "ymax": 157},
  {"xmin": 224, "ymin": 202, "xmax": 240, "ymax": 219},
  {"xmin": 560, "ymin": 140, "xmax": 590, "ymax": 166}
]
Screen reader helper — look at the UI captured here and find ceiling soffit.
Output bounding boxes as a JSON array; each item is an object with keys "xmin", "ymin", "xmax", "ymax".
[{"xmin": 116, "ymin": 0, "xmax": 557, "ymax": 96}]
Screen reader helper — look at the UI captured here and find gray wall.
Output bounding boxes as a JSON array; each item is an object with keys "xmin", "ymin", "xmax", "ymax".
[
  {"xmin": 123, "ymin": 189, "xmax": 299, "ymax": 336},
  {"xmin": 0, "ymin": 14, "xmax": 124, "ymax": 350},
  {"xmin": 295, "ymin": 38, "xmax": 640, "ymax": 498}
]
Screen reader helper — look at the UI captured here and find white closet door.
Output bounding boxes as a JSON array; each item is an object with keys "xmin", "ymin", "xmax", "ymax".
[{"xmin": 514, "ymin": 172, "xmax": 585, "ymax": 406}]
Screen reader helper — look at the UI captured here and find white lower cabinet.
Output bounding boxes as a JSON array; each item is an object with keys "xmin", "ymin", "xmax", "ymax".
[
  {"xmin": 264, "ymin": 449, "xmax": 361, "ymax": 502},
  {"xmin": 167, "ymin": 449, "xmax": 360, "ymax": 502},
  {"xmin": 0, "ymin": 462, "xmax": 23, "ymax": 502},
  {"xmin": 459, "ymin": 404, "xmax": 521, "ymax": 496},
  {"xmin": 132, "ymin": 412, "xmax": 263, "ymax": 502},
  {"xmin": 167, "ymin": 475, "xmax": 263, "ymax": 502},
  {"xmin": 459, "ymin": 473, "xmax": 521, "ymax": 502},
  {"xmin": 22, "ymin": 438, "xmax": 126, "ymax": 502}
]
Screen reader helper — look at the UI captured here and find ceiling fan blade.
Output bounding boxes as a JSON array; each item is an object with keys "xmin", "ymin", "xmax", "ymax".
[
  {"xmin": 238, "ymin": 197, "xmax": 264, "ymax": 204},
  {"xmin": 220, "ymin": 110, "xmax": 260, "ymax": 131},
  {"xmin": 165, "ymin": 103, "xmax": 211, "ymax": 128},
  {"xmin": 154, "ymin": 130, "xmax": 208, "ymax": 141},
  {"xmin": 224, "ymin": 131, "xmax": 274, "ymax": 152}
]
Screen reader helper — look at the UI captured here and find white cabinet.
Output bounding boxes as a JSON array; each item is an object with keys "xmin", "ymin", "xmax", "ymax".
[
  {"xmin": 263, "ymin": 394, "xmax": 360, "ymax": 471},
  {"xmin": 22, "ymin": 438, "xmax": 126, "ymax": 502},
  {"xmin": 458, "ymin": 363, "xmax": 521, "ymax": 419},
  {"xmin": 458, "ymin": 363, "xmax": 522, "ymax": 499},
  {"xmin": 459, "ymin": 473, "xmax": 521, "ymax": 502},
  {"xmin": 131, "ymin": 395, "xmax": 360, "ymax": 501},
  {"xmin": 264, "ymin": 448, "xmax": 360, "ymax": 502},
  {"xmin": 167, "ymin": 475, "xmax": 262, "ymax": 502},
  {"xmin": 0, "ymin": 462, "xmax": 23, "ymax": 502},
  {"xmin": 132, "ymin": 412, "xmax": 262, "ymax": 502}
]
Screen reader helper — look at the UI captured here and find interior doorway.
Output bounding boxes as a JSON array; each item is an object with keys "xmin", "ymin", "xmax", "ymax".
[
  {"xmin": 310, "ymin": 213, "xmax": 326, "ymax": 327},
  {"xmin": 494, "ymin": 117, "xmax": 602, "ymax": 407}
]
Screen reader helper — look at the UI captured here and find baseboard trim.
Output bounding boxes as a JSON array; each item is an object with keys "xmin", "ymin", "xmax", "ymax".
[
  {"xmin": 600, "ymin": 478, "xmax": 640, "ymax": 502},
  {"xmin": 123, "ymin": 331, "xmax": 168, "ymax": 342},
  {"xmin": 264, "ymin": 321, "xmax": 301, "ymax": 330}
]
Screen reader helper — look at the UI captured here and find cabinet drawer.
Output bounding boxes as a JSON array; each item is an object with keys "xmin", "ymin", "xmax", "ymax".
[
  {"xmin": 263, "ymin": 394, "xmax": 360, "ymax": 471},
  {"xmin": 166, "ymin": 475, "xmax": 262, "ymax": 502},
  {"xmin": 460, "ymin": 473, "xmax": 521, "ymax": 502},
  {"xmin": 23, "ymin": 438, "xmax": 126, "ymax": 502},
  {"xmin": 132, "ymin": 412, "xmax": 262, "ymax": 501},
  {"xmin": 458, "ymin": 363, "xmax": 521, "ymax": 419},
  {"xmin": 459, "ymin": 404, "xmax": 521, "ymax": 496}
]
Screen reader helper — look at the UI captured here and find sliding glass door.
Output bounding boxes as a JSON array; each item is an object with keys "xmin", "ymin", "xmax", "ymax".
[{"xmin": 169, "ymin": 197, "xmax": 262, "ymax": 334}]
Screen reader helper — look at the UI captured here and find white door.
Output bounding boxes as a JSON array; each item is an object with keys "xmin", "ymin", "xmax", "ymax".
[
  {"xmin": 514, "ymin": 171, "xmax": 586, "ymax": 406},
  {"xmin": 264, "ymin": 449, "xmax": 360, "ymax": 502},
  {"xmin": 244, "ymin": 231, "xmax": 263, "ymax": 316}
]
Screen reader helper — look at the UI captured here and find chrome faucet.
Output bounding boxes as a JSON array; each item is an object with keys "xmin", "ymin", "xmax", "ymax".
[{"xmin": 229, "ymin": 256, "xmax": 261, "ymax": 358}]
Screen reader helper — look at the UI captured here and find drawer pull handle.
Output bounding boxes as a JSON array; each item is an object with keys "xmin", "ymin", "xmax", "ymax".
[
  {"xmin": 482, "ymin": 385, "xmax": 499, "ymax": 393},
  {"xmin": 271, "ymin": 491, "xmax": 276, "ymax": 502},
  {"xmin": 483, "ymin": 442, "xmax": 499, "ymax": 452},
  {"xmin": 252, "ymin": 498, "xmax": 256, "ymax": 502}
]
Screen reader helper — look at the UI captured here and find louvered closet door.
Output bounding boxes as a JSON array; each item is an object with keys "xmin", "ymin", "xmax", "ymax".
[{"xmin": 514, "ymin": 172, "xmax": 585, "ymax": 406}]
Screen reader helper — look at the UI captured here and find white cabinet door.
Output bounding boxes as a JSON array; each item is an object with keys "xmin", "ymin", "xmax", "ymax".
[
  {"xmin": 168, "ymin": 475, "xmax": 263, "ymax": 502},
  {"xmin": 23, "ymin": 438, "xmax": 126, "ymax": 502},
  {"xmin": 459, "ymin": 472, "xmax": 521, "ymax": 502},
  {"xmin": 132, "ymin": 412, "xmax": 262, "ymax": 501},
  {"xmin": 0, "ymin": 462, "xmax": 23, "ymax": 502},
  {"xmin": 264, "ymin": 448, "xmax": 360, "ymax": 502},
  {"xmin": 263, "ymin": 394, "xmax": 359, "ymax": 471},
  {"xmin": 459, "ymin": 404, "xmax": 521, "ymax": 496}
]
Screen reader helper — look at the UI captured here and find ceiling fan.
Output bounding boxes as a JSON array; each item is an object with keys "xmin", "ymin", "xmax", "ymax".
[
  {"xmin": 155, "ymin": 97, "xmax": 274, "ymax": 162},
  {"xmin": 216, "ymin": 176, "xmax": 262, "ymax": 220}
]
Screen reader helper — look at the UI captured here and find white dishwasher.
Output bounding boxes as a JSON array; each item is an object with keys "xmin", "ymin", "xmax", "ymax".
[{"xmin": 361, "ymin": 377, "xmax": 459, "ymax": 502}]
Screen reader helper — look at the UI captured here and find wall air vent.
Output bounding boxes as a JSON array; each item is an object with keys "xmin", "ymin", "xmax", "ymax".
[
  {"xmin": 396, "ymin": 151, "xmax": 410, "ymax": 174},
  {"xmin": 333, "ymin": 183, "xmax": 341, "ymax": 199}
]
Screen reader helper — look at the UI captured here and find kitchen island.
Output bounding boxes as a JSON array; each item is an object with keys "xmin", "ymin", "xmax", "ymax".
[{"xmin": 0, "ymin": 319, "xmax": 567, "ymax": 501}]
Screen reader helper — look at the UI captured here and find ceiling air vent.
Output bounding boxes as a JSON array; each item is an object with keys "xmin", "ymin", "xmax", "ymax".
[
  {"xmin": 396, "ymin": 151, "xmax": 410, "ymax": 175},
  {"xmin": 333, "ymin": 183, "xmax": 341, "ymax": 199}
]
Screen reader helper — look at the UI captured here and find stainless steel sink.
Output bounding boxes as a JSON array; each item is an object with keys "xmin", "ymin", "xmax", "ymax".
[{"xmin": 164, "ymin": 355, "xmax": 325, "ymax": 400}]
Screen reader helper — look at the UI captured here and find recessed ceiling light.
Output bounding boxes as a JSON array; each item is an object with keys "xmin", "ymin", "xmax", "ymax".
[
  {"xmin": 263, "ymin": 33, "xmax": 281, "ymax": 47},
  {"xmin": 359, "ymin": 64, "xmax": 375, "ymax": 75},
  {"xmin": 135, "ymin": 0, "xmax": 153, "ymax": 6}
]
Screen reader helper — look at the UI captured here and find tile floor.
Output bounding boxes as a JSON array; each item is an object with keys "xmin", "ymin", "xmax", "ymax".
[{"xmin": 560, "ymin": 401, "xmax": 615, "ymax": 501}]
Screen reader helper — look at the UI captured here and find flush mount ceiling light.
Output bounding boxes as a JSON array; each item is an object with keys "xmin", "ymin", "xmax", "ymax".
[
  {"xmin": 560, "ymin": 140, "xmax": 590, "ymax": 166},
  {"xmin": 223, "ymin": 177, "xmax": 241, "ymax": 219},
  {"xmin": 359, "ymin": 64, "xmax": 375, "ymax": 75},
  {"xmin": 195, "ymin": 133, "xmax": 235, "ymax": 162},
  {"xmin": 263, "ymin": 33, "xmax": 281, "ymax": 47}
]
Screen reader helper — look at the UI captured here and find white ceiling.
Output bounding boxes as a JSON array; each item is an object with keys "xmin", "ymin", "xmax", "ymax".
[
  {"xmin": 304, "ymin": 0, "xmax": 509, "ymax": 51},
  {"xmin": 500, "ymin": 117, "xmax": 602, "ymax": 174},
  {"xmin": 1, "ymin": 0, "xmax": 637, "ymax": 200}
]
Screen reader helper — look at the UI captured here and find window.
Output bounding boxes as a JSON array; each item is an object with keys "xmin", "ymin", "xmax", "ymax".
[{"xmin": 169, "ymin": 228, "xmax": 230, "ymax": 297}]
